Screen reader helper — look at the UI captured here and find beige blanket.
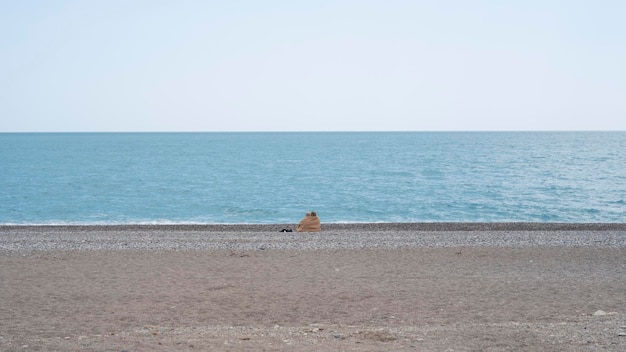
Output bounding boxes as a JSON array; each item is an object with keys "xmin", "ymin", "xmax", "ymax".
[{"xmin": 296, "ymin": 215, "xmax": 321, "ymax": 232}]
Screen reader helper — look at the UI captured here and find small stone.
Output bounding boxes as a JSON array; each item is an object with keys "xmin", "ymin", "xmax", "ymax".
[
  {"xmin": 593, "ymin": 310, "xmax": 606, "ymax": 316},
  {"xmin": 618, "ymin": 332, "xmax": 626, "ymax": 337}
]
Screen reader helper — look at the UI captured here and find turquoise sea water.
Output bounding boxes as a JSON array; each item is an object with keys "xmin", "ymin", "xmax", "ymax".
[{"xmin": 1, "ymin": 132, "xmax": 624, "ymax": 224}]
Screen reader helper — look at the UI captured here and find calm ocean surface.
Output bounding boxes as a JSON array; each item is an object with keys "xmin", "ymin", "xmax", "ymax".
[{"xmin": 1, "ymin": 132, "xmax": 624, "ymax": 225}]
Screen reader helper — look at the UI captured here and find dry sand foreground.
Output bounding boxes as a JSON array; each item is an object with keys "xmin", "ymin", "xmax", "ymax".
[{"xmin": 1, "ymin": 224, "xmax": 625, "ymax": 351}]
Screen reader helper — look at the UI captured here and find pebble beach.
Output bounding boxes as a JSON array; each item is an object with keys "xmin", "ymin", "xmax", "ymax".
[
  {"xmin": 2, "ymin": 223, "xmax": 626, "ymax": 252},
  {"xmin": 1, "ymin": 223, "xmax": 625, "ymax": 351}
]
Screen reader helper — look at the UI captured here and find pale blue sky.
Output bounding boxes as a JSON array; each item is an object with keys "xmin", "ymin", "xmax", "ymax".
[{"xmin": 1, "ymin": 0, "xmax": 625, "ymax": 132}]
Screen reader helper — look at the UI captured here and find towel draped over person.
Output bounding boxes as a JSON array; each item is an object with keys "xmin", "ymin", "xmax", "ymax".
[{"xmin": 296, "ymin": 212, "xmax": 321, "ymax": 232}]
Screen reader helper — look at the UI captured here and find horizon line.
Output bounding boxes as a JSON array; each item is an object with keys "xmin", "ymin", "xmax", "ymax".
[{"xmin": 1, "ymin": 129, "xmax": 625, "ymax": 134}]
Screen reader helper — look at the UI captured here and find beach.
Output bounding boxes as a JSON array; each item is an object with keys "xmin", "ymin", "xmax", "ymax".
[{"xmin": 1, "ymin": 224, "xmax": 625, "ymax": 351}]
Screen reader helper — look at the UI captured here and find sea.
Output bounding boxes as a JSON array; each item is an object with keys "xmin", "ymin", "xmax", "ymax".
[{"xmin": 0, "ymin": 132, "xmax": 624, "ymax": 225}]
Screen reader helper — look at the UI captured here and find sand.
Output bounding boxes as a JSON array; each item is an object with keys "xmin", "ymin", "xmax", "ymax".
[{"xmin": 1, "ymin": 224, "xmax": 625, "ymax": 351}]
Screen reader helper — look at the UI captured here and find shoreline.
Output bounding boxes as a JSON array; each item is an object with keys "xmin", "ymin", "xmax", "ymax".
[
  {"xmin": 2, "ymin": 221, "xmax": 626, "ymax": 231},
  {"xmin": 2, "ymin": 223, "xmax": 625, "ymax": 253}
]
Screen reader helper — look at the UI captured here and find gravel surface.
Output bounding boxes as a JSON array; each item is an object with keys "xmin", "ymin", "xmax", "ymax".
[
  {"xmin": 1, "ymin": 223, "xmax": 625, "ymax": 253},
  {"xmin": 1, "ymin": 223, "xmax": 625, "ymax": 351}
]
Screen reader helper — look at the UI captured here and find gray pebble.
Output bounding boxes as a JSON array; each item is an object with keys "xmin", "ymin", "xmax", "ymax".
[{"xmin": 1, "ymin": 224, "xmax": 625, "ymax": 253}]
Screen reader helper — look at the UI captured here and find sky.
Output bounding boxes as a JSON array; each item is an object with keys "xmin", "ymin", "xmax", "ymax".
[{"xmin": 1, "ymin": 0, "xmax": 625, "ymax": 132}]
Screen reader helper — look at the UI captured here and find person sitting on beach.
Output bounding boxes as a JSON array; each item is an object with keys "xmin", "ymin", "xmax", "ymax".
[{"xmin": 296, "ymin": 211, "xmax": 321, "ymax": 232}]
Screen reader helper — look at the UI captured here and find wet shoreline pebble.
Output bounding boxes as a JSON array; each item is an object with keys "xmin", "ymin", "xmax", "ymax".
[{"xmin": 1, "ymin": 223, "xmax": 625, "ymax": 252}]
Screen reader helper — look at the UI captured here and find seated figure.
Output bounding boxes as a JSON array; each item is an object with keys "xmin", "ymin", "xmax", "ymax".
[{"xmin": 296, "ymin": 211, "xmax": 321, "ymax": 232}]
